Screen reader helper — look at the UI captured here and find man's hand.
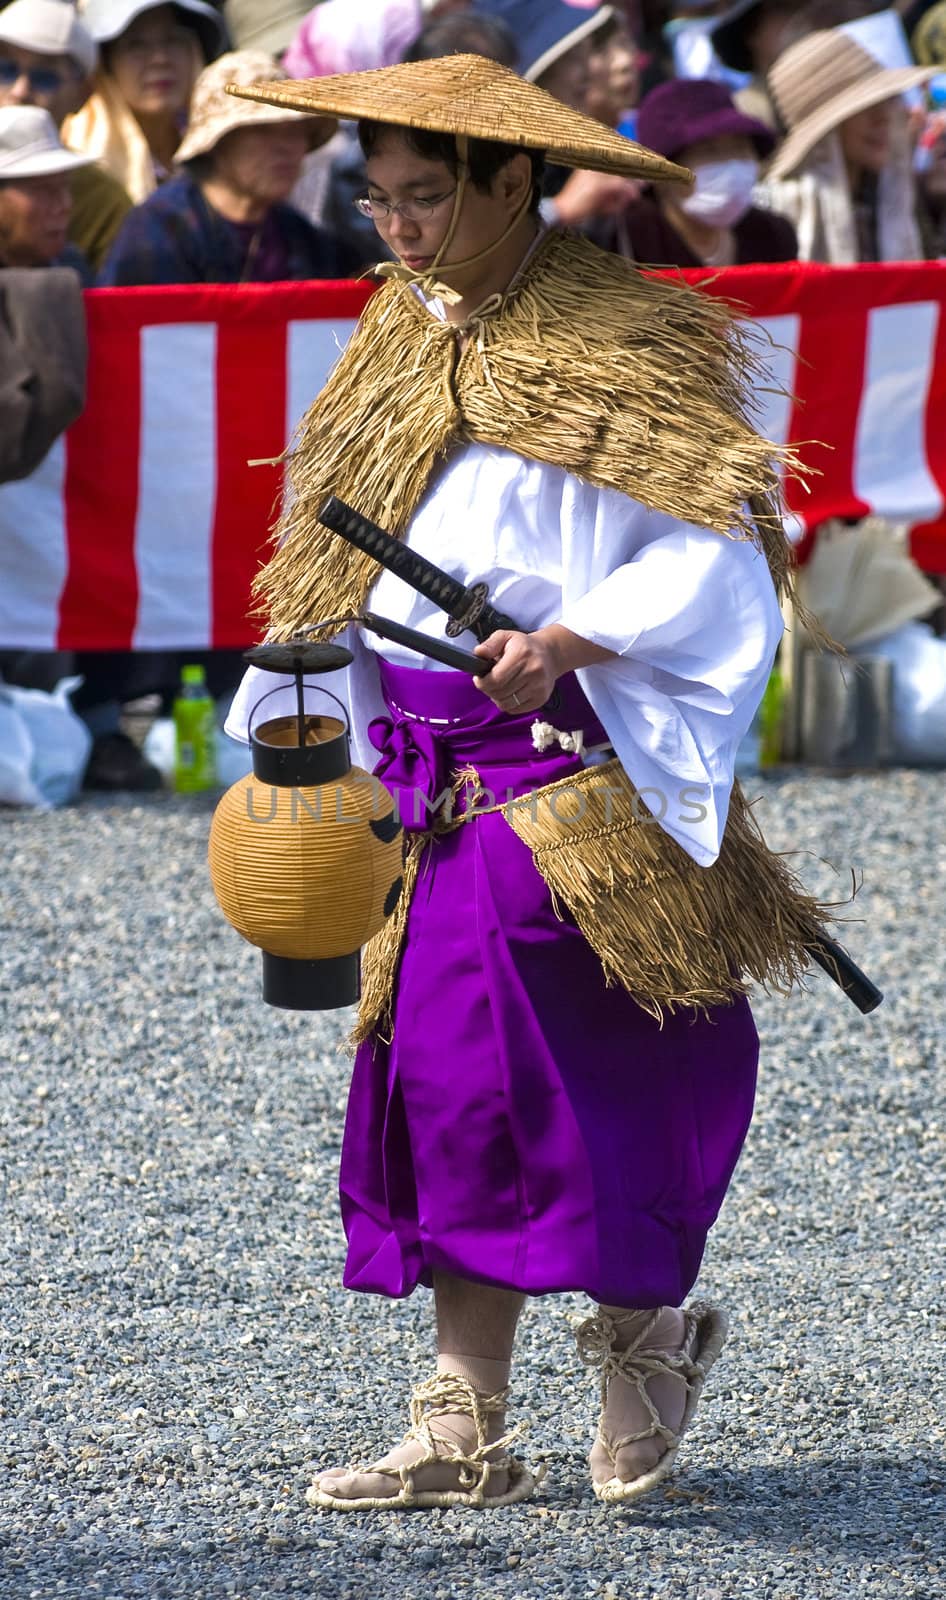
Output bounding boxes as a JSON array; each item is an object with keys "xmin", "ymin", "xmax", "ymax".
[
  {"xmin": 473, "ymin": 630, "xmax": 559, "ymax": 714},
  {"xmin": 473, "ymin": 624, "xmax": 616, "ymax": 714}
]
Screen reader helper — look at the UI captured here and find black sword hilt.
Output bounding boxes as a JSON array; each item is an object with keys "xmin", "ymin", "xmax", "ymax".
[{"xmin": 319, "ymin": 496, "xmax": 518, "ymax": 643}]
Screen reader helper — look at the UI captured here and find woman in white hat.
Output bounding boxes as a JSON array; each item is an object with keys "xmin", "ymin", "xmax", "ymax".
[
  {"xmin": 99, "ymin": 49, "xmax": 352, "ymax": 282},
  {"xmin": 756, "ymin": 27, "xmax": 939, "ymax": 261},
  {"xmin": 63, "ymin": 0, "xmax": 225, "ymax": 203}
]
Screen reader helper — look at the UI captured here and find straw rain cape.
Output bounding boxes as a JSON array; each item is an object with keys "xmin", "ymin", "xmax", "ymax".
[{"xmin": 255, "ymin": 228, "xmax": 799, "ymax": 636}]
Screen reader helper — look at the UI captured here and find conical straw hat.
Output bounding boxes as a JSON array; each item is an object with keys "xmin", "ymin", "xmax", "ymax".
[
  {"xmin": 766, "ymin": 30, "xmax": 938, "ymax": 182},
  {"xmin": 226, "ymin": 52, "xmax": 692, "ymax": 183}
]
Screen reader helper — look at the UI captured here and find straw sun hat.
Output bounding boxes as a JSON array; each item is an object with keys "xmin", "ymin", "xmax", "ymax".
[
  {"xmin": 176, "ymin": 50, "xmax": 337, "ymax": 164},
  {"xmin": 765, "ymin": 28, "xmax": 939, "ymax": 181},
  {"xmin": 225, "ymin": 52, "xmax": 691, "ymax": 184}
]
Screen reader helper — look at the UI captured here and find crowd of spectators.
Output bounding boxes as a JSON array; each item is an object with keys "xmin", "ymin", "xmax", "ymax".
[{"xmin": 2, "ymin": 0, "xmax": 945, "ymax": 789}]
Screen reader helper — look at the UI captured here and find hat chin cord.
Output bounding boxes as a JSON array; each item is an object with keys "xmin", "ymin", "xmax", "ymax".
[{"xmin": 373, "ymin": 134, "xmax": 537, "ymax": 311}]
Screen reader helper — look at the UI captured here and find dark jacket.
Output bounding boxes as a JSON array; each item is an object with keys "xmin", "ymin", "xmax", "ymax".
[
  {"xmin": 608, "ymin": 194, "xmax": 798, "ymax": 269},
  {"xmin": 99, "ymin": 172, "xmax": 361, "ymax": 286},
  {"xmin": 0, "ymin": 267, "xmax": 87, "ymax": 483}
]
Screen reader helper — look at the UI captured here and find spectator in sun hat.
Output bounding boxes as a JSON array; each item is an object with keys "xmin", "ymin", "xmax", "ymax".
[
  {"xmin": 602, "ymin": 75, "xmax": 798, "ymax": 264},
  {"xmin": 63, "ymin": 0, "xmax": 225, "ymax": 202},
  {"xmin": 0, "ymin": 105, "xmax": 91, "ymax": 479},
  {"xmin": 0, "ymin": 0, "xmax": 132, "ymax": 268},
  {"xmin": 711, "ymin": 0, "xmax": 804, "ymax": 79},
  {"xmin": 0, "ymin": 102, "xmax": 94, "ymax": 274},
  {"xmin": 100, "ymin": 48, "xmax": 354, "ymax": 282},
  {"xmin": 755, "ymin": 27, "xmax": 939, "ymax": 260}
]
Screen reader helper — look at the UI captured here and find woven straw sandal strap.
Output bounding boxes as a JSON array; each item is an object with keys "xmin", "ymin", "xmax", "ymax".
[
  {"xmin": 357, "ymin": 1372, "xmax": 523, "ymax": 1499},
  {"xmin": 573, "ymin": 1308, "xmax": 707, "ymax": 1451}
]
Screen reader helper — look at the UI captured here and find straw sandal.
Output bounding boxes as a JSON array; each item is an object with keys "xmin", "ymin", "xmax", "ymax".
[
  {"xmin": 575, "ymin": 1300, "xmax": 727, "ymax": 1504},
  {"xmin": 306, "ymin": 1371, "xmax": 539, "ymax": 1511}
]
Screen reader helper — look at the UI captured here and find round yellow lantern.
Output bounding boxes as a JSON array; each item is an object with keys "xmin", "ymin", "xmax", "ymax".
[{"xmin": 208, "ymin": 641, "xmax": 403, "ymax": 1010}]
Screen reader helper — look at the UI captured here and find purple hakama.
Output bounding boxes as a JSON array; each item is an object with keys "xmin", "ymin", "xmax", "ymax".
[{"xmin": 339, "ymin": 661, "xmax": 758, "ymax": 1308}]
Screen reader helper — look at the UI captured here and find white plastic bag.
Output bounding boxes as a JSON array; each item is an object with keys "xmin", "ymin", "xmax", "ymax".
[
  {"xmin": 0, "ymin": 687, "xmax": 40, "ymax": 806},
  {"xmin": 0, "ymin": 674, "xmax": 92, "ymax": 808},
  {"xmin": 852, "ymin": 622, "xmax": 946, "ymax": 764}
]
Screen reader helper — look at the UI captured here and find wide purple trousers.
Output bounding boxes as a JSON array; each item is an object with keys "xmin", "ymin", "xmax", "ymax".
[{"xmin": 339, "ymin": 662, "xmax": 758, "ymax": 1308}]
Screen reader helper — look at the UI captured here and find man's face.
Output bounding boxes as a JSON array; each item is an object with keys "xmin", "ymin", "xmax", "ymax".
[
  {"xmin": 0, "ymin": 42, "xmax": 89, "ymax": 127},
  {"xmin": 363, "ymin": 129, "xmax": 532, "ymax": 293},
  {"xmin": 0, "ymin": 172, "xmax": 73, "ymax": 266}
]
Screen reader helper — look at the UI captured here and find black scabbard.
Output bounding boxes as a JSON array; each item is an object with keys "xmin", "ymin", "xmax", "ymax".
[{"xmin": 806, "ymin": 934, "xmax": 883, "ymax": 1014}]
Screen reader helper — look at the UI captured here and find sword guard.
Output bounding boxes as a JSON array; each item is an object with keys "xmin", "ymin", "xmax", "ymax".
[{"xmin": 446, "ymin": 582, "xmax": 490, "ymax": 638}]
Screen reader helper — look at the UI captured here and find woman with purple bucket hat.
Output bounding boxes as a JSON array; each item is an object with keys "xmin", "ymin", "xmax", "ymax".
[{"xmin": 606, "ymin": 75, "xmax": 798, "ymax": 264}]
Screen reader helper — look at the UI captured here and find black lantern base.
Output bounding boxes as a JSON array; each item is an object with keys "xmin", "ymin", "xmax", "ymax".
[{"xmin": 261, "ymin": 951, "xmax": 360, "ymax": 1011}]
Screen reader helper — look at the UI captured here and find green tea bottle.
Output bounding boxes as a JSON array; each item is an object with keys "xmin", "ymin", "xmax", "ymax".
[
  {"xmin": 173, "ymin": 663, "xmax": 217, "ymax": 793},
  {"xmin": 759, "ymin": 667, "xmax": 785, "ymax": 770}
]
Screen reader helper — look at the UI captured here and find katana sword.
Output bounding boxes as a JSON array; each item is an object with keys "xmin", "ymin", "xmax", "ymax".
[
  {"xmin": 317, "ymin": 496, "xmax": 882, "ymax": 1015},
  {"xmin": 319, "ymin": 495, "xmax": 517, "ymax": 642}
]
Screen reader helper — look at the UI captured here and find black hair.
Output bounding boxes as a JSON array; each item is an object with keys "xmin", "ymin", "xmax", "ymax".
[
  {"xmin": 357, "ymin": 122, "xmax": 545, "ymax": 215},
  {"xmin": 402, "ymin": 16, "xmax": 519, "ymax": 70}
]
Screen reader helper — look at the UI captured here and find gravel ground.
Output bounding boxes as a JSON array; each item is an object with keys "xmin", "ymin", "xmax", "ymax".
[{"xmin": 1, "ymin": 770, "xmax": 944, "ymax": 1600}]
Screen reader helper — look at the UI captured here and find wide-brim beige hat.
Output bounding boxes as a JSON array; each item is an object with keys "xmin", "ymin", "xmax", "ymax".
[
  {"xmin": 766, "ymin": 29, "xmax": 938, "ymax": 181},
  {"xmin": 176, "ymin": 49, "xmax": 337, "ymax": 164},
  {"xmin": 225, "ymin": 52, "xmax": 692, "ymax": 184}
]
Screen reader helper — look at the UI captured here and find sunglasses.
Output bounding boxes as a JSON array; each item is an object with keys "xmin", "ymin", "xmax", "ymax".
[{"xmin": 0, "ymin": 59, "xmax": 78, "ymax": 95}]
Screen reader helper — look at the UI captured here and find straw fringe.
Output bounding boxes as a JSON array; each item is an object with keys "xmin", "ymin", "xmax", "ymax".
[
  {"xmin": 503, "ymin": 762, "xmax": 832, "ymax": 1020},
  {"xmin": 348, "ymin": 760, "xmax": 834, "ymax": 1044},
  {"xmin": 351, "ymin": 832, "xmax": 426, "ymax": 1047},
  {"xmin": 253, "ymin": 230, "xmax": 808, "ymax": 640}
]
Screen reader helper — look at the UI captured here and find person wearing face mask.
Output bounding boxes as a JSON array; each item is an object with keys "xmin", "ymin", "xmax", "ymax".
[{"xmin": 605, "ymin": 76, "xmax": 797, "ymax": 266}]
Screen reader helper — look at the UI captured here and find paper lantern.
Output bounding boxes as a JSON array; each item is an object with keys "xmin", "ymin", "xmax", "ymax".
[{"xmin": 208, "ymin": 641, "xmax": 403, "ymax": 1010}]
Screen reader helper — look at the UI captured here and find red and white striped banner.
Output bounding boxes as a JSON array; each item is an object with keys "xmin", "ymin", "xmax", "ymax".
[{"xmin": 1, "ymin": 262, "xmax": 944, "ymax": 651}]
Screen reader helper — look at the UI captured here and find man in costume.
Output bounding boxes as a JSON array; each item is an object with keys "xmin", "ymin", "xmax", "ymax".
[{"xmin": 226, "ymin": 53, "xmax": 833, "ymax": 1511}]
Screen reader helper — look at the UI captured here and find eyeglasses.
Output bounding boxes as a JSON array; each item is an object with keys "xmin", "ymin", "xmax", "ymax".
[
  {"xmin": 354, "ymin": 189, "xmax": 457, "ymax": 222},
  {"xmin": 0, "ymin": 59, "xmax": 77, "ymax": 95}
]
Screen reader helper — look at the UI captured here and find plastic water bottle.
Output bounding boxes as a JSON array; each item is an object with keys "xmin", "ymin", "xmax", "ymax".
[
  {"xmin": 173, "ymin": 663, "xmax": 217, "ymax": 792},
  {"xmin": 759, "ymin": 667, "xmax": 785, "ymax": 769}
]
